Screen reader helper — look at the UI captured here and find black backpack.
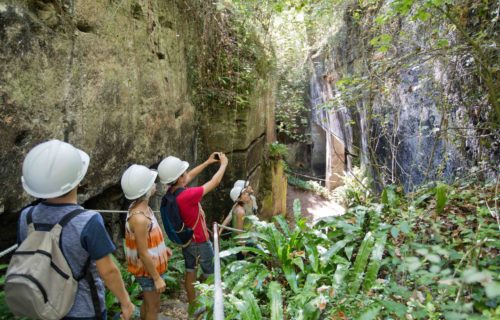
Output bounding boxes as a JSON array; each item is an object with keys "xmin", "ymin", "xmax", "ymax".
[{"xmin": 160, "ymin": 188, "xmax": 195, "ymax": 247}]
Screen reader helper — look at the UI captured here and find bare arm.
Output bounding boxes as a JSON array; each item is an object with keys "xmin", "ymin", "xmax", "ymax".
[
  {"xmin": 233, "ymin": 207, "xmax": 246, "ymax": 245},
  {"xmin": 95, "ymin": 255, "xmax": 134, "ymax": 320},
  {"xmin": 129, "ymin": 214, "xmax": 166, "ymax": 293},
  {"xmin": 221, "ymin": 211, "xmax": 233, "ymax": 228},
  {"xmin": 202, "ymin": 153, "xmax": 228, "ymax": 196},
  {"xmin": 185, "ymin": 152, "xmax": 220, "ymax": 184}
]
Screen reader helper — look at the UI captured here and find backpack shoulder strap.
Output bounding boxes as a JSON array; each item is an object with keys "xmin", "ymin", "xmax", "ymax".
[
  {"xmin": 23, "ymin": 198, "xmax": 44, "ymax": 226},
  {"xmin": 25, "ymin": 206, "xmax": 37, "ymax": 225},
  {"xmin": 174, "ymin": 187, "xmax": 185, "ymax": 197},
  {"xmin": 58, "ymin": 208, "xmax": 87, "ymax": 227},
  {"xmin": 25, "ymin": 206, "xmax": 37, "ymax": 235}
]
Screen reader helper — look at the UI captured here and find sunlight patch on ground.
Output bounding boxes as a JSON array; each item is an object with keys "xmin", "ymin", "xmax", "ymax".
[{"xmin": 303, "ymin": 194, "xmax": 345, "ymax": 222}]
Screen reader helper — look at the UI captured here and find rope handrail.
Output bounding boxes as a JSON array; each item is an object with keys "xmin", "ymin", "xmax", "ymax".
[
  {"xmin": 0, "ymin": 209, "xmax": 153, "ymax": 258},
  {"xmin": 95, "ymin": 209, "xmax": 160, "ymax": 214},
  {"xmin": 218, "ymin": 224, "xmax": 244, "ymax": 233},
  {"xmin": 287, "ymin": 169, "xmax": 338, "ymax": 183},
  {"xmin": 0, "ymin": 244, "xmax": 18, "ymax": 258}
]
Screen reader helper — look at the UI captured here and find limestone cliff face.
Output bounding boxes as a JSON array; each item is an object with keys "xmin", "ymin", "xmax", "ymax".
[
  {"xmin": 308, "ymin": 1, "xmax": 498, "ymax": 191},
  {"xmin": 0, "ymin": 0, "xmax": 275, "ymax": 247}
]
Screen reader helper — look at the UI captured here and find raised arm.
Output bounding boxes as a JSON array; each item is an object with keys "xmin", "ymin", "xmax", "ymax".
[
  {"xmin": 202, "ymin": 153, "xmax": 228, "ymax": 196},
  {"xmin": 185, "ymin": 152, "xmax": 220, "ymax": 184}
]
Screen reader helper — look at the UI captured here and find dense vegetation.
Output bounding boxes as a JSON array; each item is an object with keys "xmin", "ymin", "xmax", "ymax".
[
  {"xmin": 196, "ymin": 174, "xmax": 499, "ymax": 319},
  {"xmin": 1, "ymin": 1, "xmax": 497, "ymax": 319}
]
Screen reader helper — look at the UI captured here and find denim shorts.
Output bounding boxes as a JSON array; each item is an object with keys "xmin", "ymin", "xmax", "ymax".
[
  {"xmin": 182, "ymin": 241, "xmax": 214, "ymax": 275},
  {"xmin": 135, "ymin": 276, "xmax": 156, "ymax": 292}
]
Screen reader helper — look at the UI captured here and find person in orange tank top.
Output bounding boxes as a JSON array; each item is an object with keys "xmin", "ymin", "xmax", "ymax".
[{"xmin": 121, "ymin": 165, "xmax": 172, "ymax": 320}]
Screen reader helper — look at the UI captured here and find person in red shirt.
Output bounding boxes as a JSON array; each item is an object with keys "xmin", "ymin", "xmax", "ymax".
[{"xmin": 158, "ymin": 152, "xmax": 228, "ymax": 309}]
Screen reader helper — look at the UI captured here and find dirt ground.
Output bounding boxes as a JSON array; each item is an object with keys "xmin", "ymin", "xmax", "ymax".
[{"xmin": 286, "ymin": 185, "xmax": 345, "ymax": 222}]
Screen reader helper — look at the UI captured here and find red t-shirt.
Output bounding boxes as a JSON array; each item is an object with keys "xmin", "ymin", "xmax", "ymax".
[{"xmin": 176, "ymin": 186, "xmax": 209, "ymax": 243}]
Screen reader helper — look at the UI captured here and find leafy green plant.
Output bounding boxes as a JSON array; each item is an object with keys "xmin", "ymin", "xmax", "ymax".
[
  {"xmin": 268, "ymin": 141, "xmax": 288, "ymax": 160},
  {"xmin": 196, "ymin": 177, "xmax": 499, "ymax": 319}
]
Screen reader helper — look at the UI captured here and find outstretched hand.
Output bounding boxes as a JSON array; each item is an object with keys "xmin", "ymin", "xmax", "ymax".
[
  {"xmin": 208, "ymin": 152, "xmax": 228, "ymax": 166},
  {"xmin": 207, "ymin": 152, "xmax": 220, "ymax": 164},
  {"xmin": 218, "ymin": 152, "xmax": 228, "ymax": 166}
]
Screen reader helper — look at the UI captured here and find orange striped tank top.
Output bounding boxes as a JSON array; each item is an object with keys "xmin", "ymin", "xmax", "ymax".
[{"xmin": 125, "ymin": 207, "xmax": 169, "ymax": 277}]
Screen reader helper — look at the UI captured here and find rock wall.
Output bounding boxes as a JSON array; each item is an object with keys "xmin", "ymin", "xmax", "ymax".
[
  {"xmin": 0, "ymin": 0, "xmax": 275, "ymax": 250},
  {"xmin": 308, "ymin": 1, "xmax": 498, "ymax": 191}
]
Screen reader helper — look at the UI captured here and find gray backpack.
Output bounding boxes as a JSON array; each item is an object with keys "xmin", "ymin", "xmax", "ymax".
[{"xmin": 5, "ymin": 207, "xmax": 89, "ymax": 320}]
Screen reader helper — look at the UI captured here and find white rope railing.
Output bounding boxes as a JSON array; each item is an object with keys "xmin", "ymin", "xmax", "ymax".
[
  {"xmin": 0, "ymin": 209, "xmax": 158, "ymax": 258},
  {"xmin": 218, "ymin": 224, "xmax": 244, "ymax": 233},
  {"xmin": 0, "ymin": 244, "xmax": 18, "ymax": 258},
  {"xmin": 96, "ymin": 210, "xmax": 160, "ymax": 214}
]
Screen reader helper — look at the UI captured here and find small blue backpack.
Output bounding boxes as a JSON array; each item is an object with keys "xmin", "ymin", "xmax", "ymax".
[{"xmin": 160, "ymin": 188, "xmax": 195, "ymax": 247}]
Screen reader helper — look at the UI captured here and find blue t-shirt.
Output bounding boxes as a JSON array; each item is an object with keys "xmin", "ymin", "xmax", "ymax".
[{"xmin": 17, "ymin": 202, "xmax": 116, "ymax": 319}]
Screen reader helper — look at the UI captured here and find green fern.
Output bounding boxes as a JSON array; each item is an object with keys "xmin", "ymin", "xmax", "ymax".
[
  {"xmin": 267, "ymin": 281, "xmax": 283, "ymax": 320},
  {"xmin": 348, "ymin": 232, "xmax": 375, "ymax": 294},
  {"xmin": 363, "ymin": 231, "xmax": 387, "ymax": 292}
]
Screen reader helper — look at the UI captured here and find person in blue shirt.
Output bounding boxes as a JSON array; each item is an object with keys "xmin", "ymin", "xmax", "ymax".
[{"xmin": 17, "ymin": 139, "xmax": 134, "ymax": 320}]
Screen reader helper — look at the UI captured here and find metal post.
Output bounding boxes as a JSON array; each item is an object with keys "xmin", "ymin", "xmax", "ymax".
[{"xmin": 213, "ymin": 223, "xmax": 224, "ymax": 320}]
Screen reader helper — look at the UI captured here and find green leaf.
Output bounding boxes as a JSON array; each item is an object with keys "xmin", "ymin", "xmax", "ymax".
[
  {"xmin": 484, "ymin": 282, "xmax": 500, "ymax": 298},
  {"xmin": 321, "ymin": 239, "xmax": 350, "ymax": 265},
  {"xmin": 425, "ymin": 254, "xmax": 441, "ymax": 264},
  {"xmin": 381, "ymin": 185, "xmax": 400, "ymax": 207},
  {"xmin": 275, "ymin": 215, "xmax": 291, "ymax": 237},
  {"xmin": 380, "ymin": 300, "xmax": 407, "ymax": 317},
  {"xmin": 283, "ymin": 264, "xmax": 299, "ymax": 293},
  {"xmin": 363, "ymin": 232, "xmax": 387, "ymax": 292},
  {"xmin": 292, "ymin": 256, "xmax": 305, "ymax": 272},
  {"xmin": 462, "ymin": 268, "xmax": 492, "ymax": 284},
  {"xmin": 444, "ymin": 312, "xmax": 468, "ymax": 320},
  {"xmin": 391, "ymin": 226, "xmax": 400, "ymax": 239},
  {"xmin": 237, "ymin": 290, "xmax": 263, "ymax": 320},
  {"xmin": 414, "ymin": 8, "xmax": 431, "ymax": 21},
  {"xmin": 293, "ymin": 199, "xmax": 302, "ymax": 223},
  {"xmin": 404, "ymin": 256, "xmax": 422, "ymax": 272},
  {"xmin": 304, "ymin": 274, "xmax": 322, "ymax": 292},
  {"xmin": 435, "ymin": 183, "xmax": 448, "ymax": 213},
  {"xmin": 345, "ymin": 245, "xmax": 355, "ymax": 260},
  {"xmin": 399, "ymin": 221, "xmax": 410, "ymax": 234},
  {"xmin": 267, "ymin": 282, "xmax": 283, "ymax": 320},
  {"xmin": 359, "ymin": 305, "xmax": 382, "ymax": 320},
  {"xmin": 348, "ymin": 232, "xmax": 375, "ymax": 294},
  {"xmin": 333, "ymin": 264, "xmax": 349, "ymax": 290},
  {"xmin": 305, "ymin": 243, "xmax": 320, "ymax": 273},
  {"xmin": 436, "ymin": 38, "xmax": 449, "ymax": 48}
]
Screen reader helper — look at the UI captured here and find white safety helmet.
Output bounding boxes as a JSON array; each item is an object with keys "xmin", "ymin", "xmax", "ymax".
[
  {"xmin": 21, "ymin": 139, "xmax": 90, "ymax": 199},
  {"xmin": 234, "ymin": 180, "xmax": 249, "ymax": 189},
  {"xmin": 121, "ymin": 164, "xmax": 158, "ymax": 200},
  {"xmin": 230, "ymin": 186, "xmax": 244, "ymax": 202},
  {"xmin": 158, "ymin": 156, "xmax": 189, "ymax": 184}
]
